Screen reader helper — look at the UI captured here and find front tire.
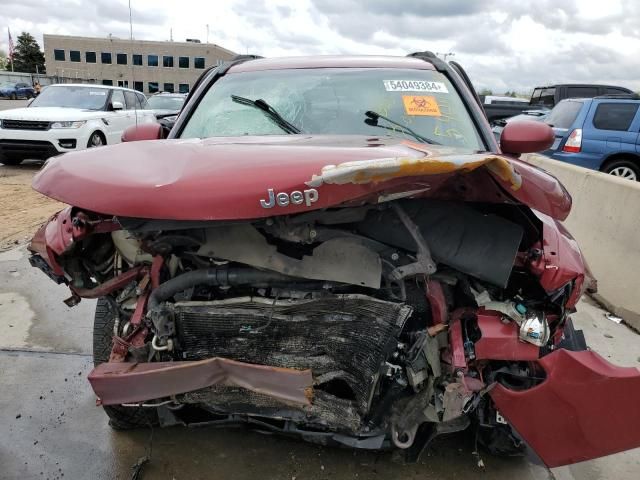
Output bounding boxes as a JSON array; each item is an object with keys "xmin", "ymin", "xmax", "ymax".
[
  {"xmin": 93, "ymin": 298, "xmax": 158, "ymax": 429},
  {"xmin": 87, "ymin": 131, "xmax": 106, "ymax": 148},
  {"xmin": 602, "ymin": 158, "xmax": 639, "ymax": 181},
  {"xmin": 10, "ymin": 93, "xmax": 17, "ymax": 100}
]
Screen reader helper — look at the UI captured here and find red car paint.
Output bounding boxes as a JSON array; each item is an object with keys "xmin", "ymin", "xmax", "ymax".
[
  {"xmin": 473, "ymin": 310, "xmax": 539, "ymax": 361},
  {"xmin": 530, "ymin": 211, "xmax": 586, "ymax": 301},
  {"xmin": 90, "ymin": 357, "xmax": 313, "ymax": 406},
  {"xmin": 426, "ymin": 280, "xmax": 447, "ymax": 325},
  {"xmin": 121, "ymin": 123, "xmax": 163, "ymax": 142},
  {"xmin": 500, "ymin": 120, "xmax": 555, "ymax": 154},
  {"xmin": 491, "ymin": 349, "xmax": 640, "ymax": 468},
  {"xmin": 32, "ymin": 136, "xmax": 572, "ymax": 222},
  {"xmin": 28, "ymin": 207, "xmax": 74, "ymax": 276}
]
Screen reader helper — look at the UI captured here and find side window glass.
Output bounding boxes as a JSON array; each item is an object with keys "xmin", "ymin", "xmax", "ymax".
[
  {"xmin": 110, "ymin": 89, "xmax": 126, "ymax": 109},
  {"xmin": 592, "ymin": 103, "xmax": 639, "ymax": 131},
  {"xmin": 124, "ymin": 91, "xmax": 137, "ymax": 109}
]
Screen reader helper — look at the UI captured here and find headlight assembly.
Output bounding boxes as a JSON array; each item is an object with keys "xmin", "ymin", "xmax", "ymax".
[{"xmin": 50, "ymin": 121, "xmax": 86, "ymax": 129}]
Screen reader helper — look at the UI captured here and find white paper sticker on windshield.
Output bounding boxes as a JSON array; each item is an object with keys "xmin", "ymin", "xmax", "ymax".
[
  {"xmin": 89, "ymin": 91, "xmax": 107, "ymax": 95},
  {"xmin": 383, "ymin": 80, "xmax": 449, "ymax": 93}
]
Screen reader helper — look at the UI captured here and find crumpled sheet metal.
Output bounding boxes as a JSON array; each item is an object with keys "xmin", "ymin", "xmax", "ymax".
[
  {"xmin": 89, "ymin": 357, "xmax": 313, "ymax": 406},
  {"xmin": 306, "ymin": 153, "xmax": 522, "ymax": 191}
]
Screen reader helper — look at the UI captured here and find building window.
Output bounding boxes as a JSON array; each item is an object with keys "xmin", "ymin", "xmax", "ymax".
[
  {"xmin": 133, "ymin": 54, "xmax": 142, "ymax": 66},
  {"xmin": 178, "ymin": 56, "xmax": 189, "ymax": 68},
  {"xmin": 147, "ymin": 55, "xmax": 158, "ymax": 67},
  {"xmin": 194, "ymin": 57, "xmax": 205, "ymax": 69},
  {"xmin": 102, "ymin": 79, "xmax": 113, "ymax": 86},
  {"xmin": 69, "ymin": 50, "xmax": 81, "ymax": 62},
  {"xmin": 101, "ymin": 52, "xmax": 112, "ymax": 64},
  {"xmin": 134, "ymin": 81, "xmax": 144, "ymax": 92},
  {"xmin": 148, "ymin": 82, "xmax": 159, "ymax": 93},
  {"xmin": 54, "ymin": 49, "xmax": 65, "ymax": 61},
  {"xmin": 163, "ymin": 56, "xmax": 174, "ymax": 68},
  {"xmin": 179, "ymin": 83, "xmax": 189, "ymax": 94},
  {"xmin": 117, "ymin": 80, "xmax": 129, "ymax": 88},
  {"xmin": 163, "ymin": 83, "xmax": 174, "ymax": 93},
  {"xmin": 117, "ymin": 53, "xmax": 127, "ymax": 65},
  {"xmin": 85, "ymin": 51, "xmax": 96, "ymax": 63}
]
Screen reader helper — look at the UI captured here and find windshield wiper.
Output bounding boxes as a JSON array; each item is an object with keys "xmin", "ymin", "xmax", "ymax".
[
  {"xmin": 365, "ymin": 111, "xmax": 438, "ymax": 145},
  {"xmin": 231, "ymin": 95, "xmax": 302, "ymax": 134}
]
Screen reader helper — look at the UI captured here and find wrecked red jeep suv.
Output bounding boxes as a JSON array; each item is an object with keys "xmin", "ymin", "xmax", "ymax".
[{"xmin": 28, "ymin": 53, "xmax": 640, "ymax": 467}]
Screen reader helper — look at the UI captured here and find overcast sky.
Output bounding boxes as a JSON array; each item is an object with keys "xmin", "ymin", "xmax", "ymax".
[{"xmin": 2, "ymin": 0, "xmax": 639, "ymax": 92}]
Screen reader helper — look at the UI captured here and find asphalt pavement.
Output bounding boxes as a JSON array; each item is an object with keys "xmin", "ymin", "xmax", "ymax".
[{"xmin": 0, "ymin": 99, "xmax": 29, "ymax": 111}]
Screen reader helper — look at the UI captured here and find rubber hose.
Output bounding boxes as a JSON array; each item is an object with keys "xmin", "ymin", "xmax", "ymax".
[{"xmin": 148, "ymin": 267, "xmax": 304, "ymax": 310}]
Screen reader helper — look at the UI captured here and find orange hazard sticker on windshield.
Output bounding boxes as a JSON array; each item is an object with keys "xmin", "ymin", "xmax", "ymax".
[{"xmin": 402, "ymin": 95, "xmax": 441, "ymax": 116}]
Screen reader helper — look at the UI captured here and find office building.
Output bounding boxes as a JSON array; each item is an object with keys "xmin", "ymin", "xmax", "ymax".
[{"xmin": 43, "ymin": 34, "xmax": 237, "ymax": 94}]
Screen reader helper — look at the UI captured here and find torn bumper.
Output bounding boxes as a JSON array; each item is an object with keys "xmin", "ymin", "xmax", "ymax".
[
  {"xmin": 490, "ymin": 349, "xmax": 640, "ymax": 467},
  {"xmin": 89, "ymin": 357, "xmax": 313, "ymax": 406}
]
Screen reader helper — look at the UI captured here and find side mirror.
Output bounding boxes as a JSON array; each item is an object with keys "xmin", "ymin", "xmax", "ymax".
[
  {"xmin": 111, "ymin": 101, "xmax": 124, "ymax": 111},
  {"xmin": 121, "ymin": 123, "xmax": 164, "ymax": 142},
  {"xmin": 500, "ymin": 120, "xmax": 555, "ymax": 155}
]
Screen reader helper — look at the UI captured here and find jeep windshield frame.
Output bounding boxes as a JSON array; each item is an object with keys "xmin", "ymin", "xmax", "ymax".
[{"xmin": 178, "ymin": 67, "xmax": 484, "ymax": 151}]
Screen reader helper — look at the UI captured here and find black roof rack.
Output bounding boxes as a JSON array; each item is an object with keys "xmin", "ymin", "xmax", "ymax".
[
  {"xmin": 593, "ymin": 93, "xmax": 640, "ymax": 100},
  {"xmin": 407, "ymin": 51, "xmax": 447, "ymax": 72}
]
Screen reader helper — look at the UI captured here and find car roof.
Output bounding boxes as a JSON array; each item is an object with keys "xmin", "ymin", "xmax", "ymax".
[
  {"xmin": 534, "ymin": 83, "xmax": 632, "ymax": 91},
  {"xmin": 229, "ymin": 55, "xmax": 437, "ymax": 73},
  {"xmin": 559, "ymin": 96, "xmax": 640, "ymax": 104},
  {"xmin": 47, "ymin": 83, "xmax": 143, "ymax": 94}
]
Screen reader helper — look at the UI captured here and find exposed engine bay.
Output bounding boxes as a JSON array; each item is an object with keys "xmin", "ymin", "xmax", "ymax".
[{"xmin": 30, "ymin": 197, "xmax": 592, "ymax": 462}]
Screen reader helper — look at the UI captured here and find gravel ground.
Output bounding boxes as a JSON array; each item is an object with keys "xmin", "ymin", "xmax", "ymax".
[{"xmin": 0, "ymin": 162, "xmax": 63, "ymax": 251}]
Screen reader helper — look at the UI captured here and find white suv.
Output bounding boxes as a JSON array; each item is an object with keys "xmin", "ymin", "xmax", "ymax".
[{"xmin": 0, "ymin": 84, "xmax": 157, "ymax": 165}]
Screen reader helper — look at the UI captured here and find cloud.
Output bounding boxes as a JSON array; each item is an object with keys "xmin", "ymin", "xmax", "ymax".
[{"xmin": 0, "ymin": 0, "xmax": 638, "ymax": 92}]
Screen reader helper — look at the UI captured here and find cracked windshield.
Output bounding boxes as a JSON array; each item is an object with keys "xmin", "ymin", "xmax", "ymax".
[{"xmin": 180, "ymin": 68, "xmax": 483, "ymax": 150}]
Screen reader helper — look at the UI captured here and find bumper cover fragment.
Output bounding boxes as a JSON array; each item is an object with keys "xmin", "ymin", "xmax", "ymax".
[{"xmin": 89, "ymin": 357, "xmax": 313, "ymax": 407}]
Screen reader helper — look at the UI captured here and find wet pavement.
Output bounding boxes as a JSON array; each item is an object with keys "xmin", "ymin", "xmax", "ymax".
[{"xmin": 2, "ymin": 245, "xmax": 640, "ymax": 479}]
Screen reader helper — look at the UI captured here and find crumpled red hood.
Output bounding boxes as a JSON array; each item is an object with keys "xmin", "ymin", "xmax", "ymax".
[{"xmin": 32, "ymin": 135, "xmax": 571, "ymax": 221}]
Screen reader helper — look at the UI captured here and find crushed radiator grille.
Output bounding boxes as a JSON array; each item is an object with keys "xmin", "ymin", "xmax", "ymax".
[{"xmin": 175, "ymin": 294, "xmax": 412, "ymax": 425}]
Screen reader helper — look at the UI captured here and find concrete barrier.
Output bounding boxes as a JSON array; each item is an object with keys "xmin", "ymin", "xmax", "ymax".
[{"xmin": 523, "ymin": 154, "xmax": 640, "ymax": 330}]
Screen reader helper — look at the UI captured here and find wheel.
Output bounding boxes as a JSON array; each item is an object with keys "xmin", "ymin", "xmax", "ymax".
[
  {"xmin": 93, "ymin": 298, "xmax": 158, "ymax": 429},
  {"xmin": 10, "ymin": 92, "xmax": 16, "ymax": 100},
  {"xmin": 602, "ymin": 158, "xmax": 639, "ymax": 181},
  {"xmin": 0, "ymin": 156, "xmax": 24, "ymax": 166},
  {"xmin": 87, "ymin": 131, "xmax": 105, "ymax": 148}
]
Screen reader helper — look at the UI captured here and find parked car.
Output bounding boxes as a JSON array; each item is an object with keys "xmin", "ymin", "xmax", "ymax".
[
  {"xmin": 27, "ymin": 53, "xmax": 640, "ymax": 469},
  {"xmin": 492, "ymin": 109, "xmax": 549, "ymax": 141},
  {"xmin": 483, "ymin": 83, "xmax": 632, "ymax": 125},
  {"xmin": 481, "ymin": 95, "xmax": 529, "ymax": 106},
  {"xmin": 0, "ymin": 81, "xmax": 36, "ymax": 99},
  {"xmin": 0, "ymin": 83, "xmax": 157, "ymax": 165},
  {"xmin": 147, "ymin": 92, "xmax": 187, "ymax": 118},
  {"xmin": 539, "ymin": 95, "xmax": 640, "ymax": 180}
]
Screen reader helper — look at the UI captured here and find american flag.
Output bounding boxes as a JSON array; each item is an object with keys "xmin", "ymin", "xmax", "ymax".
[{"xmin": 8, "ymin": 28, "xmax": 14, "ymax": 60}]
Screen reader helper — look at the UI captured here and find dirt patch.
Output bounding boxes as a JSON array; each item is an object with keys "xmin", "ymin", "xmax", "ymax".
[{"xmin": 0, "ymin": 163, "xmax": 64, "ymax": 252}]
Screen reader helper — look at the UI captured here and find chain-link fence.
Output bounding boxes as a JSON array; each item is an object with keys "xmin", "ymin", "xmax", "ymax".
[{"xmin": 0, "ymin": 71, "xmax": 97, "ymax": 87}]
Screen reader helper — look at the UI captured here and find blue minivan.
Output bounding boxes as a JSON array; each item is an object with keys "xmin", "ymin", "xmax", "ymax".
[{"xmin": 542, "ymin": 95, "xmax": 640, "ymax": 181}]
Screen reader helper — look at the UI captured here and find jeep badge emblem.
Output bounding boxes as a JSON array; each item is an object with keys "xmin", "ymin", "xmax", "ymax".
[{"xmin": 260, "ymin": 188, "xmax": 319, "ymax": 208}]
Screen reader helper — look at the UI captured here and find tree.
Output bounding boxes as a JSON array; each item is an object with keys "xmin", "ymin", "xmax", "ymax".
[
  {"xmin": 0, "ymin": 50, "xmax": 7, "ymax": 70},
  {"xmin": 7, "ymin": 32, "xmax": 46, "ymax": 74},
  {"xmin": 479, "ymin": 88, "xmax": 493, "ymax": 96}
]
